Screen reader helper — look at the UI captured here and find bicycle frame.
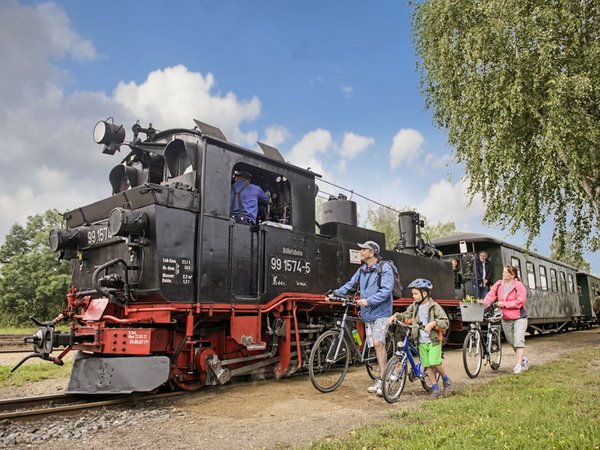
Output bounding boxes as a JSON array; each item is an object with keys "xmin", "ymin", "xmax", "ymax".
[
  {"xmin": 395, "ymin": 330, "xmax": 426, "ymax": 379},
  {"xmin": 468, "ymin": 320, "xmax": 501, "ymax": 362},
  {"xmin": 327, "ymin": 302, "xmax": 375, "ymax": 365}
]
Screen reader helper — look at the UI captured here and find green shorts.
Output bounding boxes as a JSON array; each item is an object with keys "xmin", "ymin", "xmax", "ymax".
[{"xmin": 419, "ymin": 343, "xmax": 442, "ymax": 368}]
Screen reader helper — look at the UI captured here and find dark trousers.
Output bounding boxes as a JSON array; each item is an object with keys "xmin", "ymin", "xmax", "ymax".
[{"xmin": 474, "ymin": 284, "xmax": 489, "ymax": 299}]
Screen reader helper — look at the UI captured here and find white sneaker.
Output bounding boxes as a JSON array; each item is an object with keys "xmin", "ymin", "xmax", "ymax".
[
  {"xmin": 367, "ymin": 380, "xmax": 382, "ymax": 394},
  {"xmin": 522, "ymin": 357, "xmax": 529, "ymax": 371},
  {"xmin": 513, "ymin": 364, "xmax": 522, "ymax": 374}
]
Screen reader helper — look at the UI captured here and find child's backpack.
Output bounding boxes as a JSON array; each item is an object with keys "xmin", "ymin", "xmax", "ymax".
[{"xmin": 377, "ymin": 260, "xmax": 403, "ymax": 298}]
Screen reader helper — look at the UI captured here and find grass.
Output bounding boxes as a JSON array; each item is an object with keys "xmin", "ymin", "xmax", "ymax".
[
  {"xmin": 0, "ymin": 326, "xmax": 38, "ymax": 334},
  {"xmin": 0, "ymin": 325, "xmax": 71, "ymax": 334},
  {"xmin": 311, "ymin": 348, "xmax": 600, "ymax": 450},
  {"xmin": 0, "ymin": 361, "xmax": 73, "ymax": 389}
]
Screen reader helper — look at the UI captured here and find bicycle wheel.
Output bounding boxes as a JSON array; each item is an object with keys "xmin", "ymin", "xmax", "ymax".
[
  {"xmin": 382, "ymin": 353, "xmax": 408, "ymax": 403},
  {"xmin": 308, "ymin": 330, "xmax": 351, "ymax": 393},
  {"xmin": 365, "ymin": 338, "xmax": 394, "ymax": 380},
  {"xmin": 462, "ymin": 330, "xmax": 483, "ymax": 378},
  {"xmin": 421, "ymin": 366, "xmax": 441, "ymax": 392},
  {"xmin": 489, "ymin": 327, "xmax": 502, "ymax": 370}
]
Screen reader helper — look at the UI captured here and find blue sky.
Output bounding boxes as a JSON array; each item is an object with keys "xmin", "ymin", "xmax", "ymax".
[{"xmin": 0, "ymin": 0, "xmax": 597, "ymax": 273}]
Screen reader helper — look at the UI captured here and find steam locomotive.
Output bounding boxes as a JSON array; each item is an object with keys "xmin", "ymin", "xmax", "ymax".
[
  {"xmin": 15, "ymin": 119, "xmax": 597, "ymax": 394},
  {"xmin": 14, "ymin": 119, "xmax": 454, "ymax": 394}
]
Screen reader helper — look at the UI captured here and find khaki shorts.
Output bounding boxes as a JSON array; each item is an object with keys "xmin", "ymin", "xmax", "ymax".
[
  {"xmin": 502, "ymin": 317, "xmax": 528, "ymax": 349},
  {"xmin": 365, "ymin": 318, "xmax": 389, "ymax": 347}
]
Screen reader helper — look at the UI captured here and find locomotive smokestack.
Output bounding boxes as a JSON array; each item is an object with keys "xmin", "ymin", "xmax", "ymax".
[{"xmin": 397, "ymin": 211, "xmax": 422, "ymax": 255}]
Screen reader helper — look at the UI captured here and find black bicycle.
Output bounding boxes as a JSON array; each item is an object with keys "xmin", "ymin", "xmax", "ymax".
[
  {"xmin": 462, "ymin": 306, "xmax": 503, "ymax": 378},
  {"xmin": 308, "ymin": 293, "xmax": 393, "ymax": 392}
]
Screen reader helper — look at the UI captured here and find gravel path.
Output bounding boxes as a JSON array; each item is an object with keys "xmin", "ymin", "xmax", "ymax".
[{"xmin": 1, "ymin": 328, "xmax": 598, "ymax": 449}]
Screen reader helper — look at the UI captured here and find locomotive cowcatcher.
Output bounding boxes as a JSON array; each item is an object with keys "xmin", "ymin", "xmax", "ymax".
[{"xmin": 14, "ymin": 119, "xmax": 456, "ymax": 394}]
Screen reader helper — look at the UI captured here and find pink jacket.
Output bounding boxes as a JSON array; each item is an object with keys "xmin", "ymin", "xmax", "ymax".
[{"xmin": 483, "ymin": 279, "xmax": 527, "ymax": 320}]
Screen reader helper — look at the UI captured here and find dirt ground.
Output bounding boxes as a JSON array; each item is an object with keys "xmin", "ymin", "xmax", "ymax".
[{"xmin": 2, "ymin": 328, "xmax": 599, "ymax": 449}]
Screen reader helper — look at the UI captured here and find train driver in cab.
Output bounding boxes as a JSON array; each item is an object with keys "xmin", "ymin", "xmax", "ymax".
[{"xmin": 230, "ymin": 170, "xmax": 270, "ymax": 224}]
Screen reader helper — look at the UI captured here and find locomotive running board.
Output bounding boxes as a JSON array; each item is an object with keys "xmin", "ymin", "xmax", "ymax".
[{"xmin": 66, "ymin": 351, "xmax": 170, "ymax": 394}]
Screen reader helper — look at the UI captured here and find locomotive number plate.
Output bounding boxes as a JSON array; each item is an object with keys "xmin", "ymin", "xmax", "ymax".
[
  {"xmin": 84, "ymin": 224, "xmax": 119, "ymax": 247},
  {"xmin": 270, "ymin": 256, "xmax": 311, "ymax": 274}
]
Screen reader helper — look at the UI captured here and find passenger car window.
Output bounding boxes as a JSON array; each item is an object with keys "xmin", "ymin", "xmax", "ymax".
[
  {"xmin": 567, "ymin": 274, "xmax": 574, "ymax": 293},
  {"xmin": 511, "ymin": 257, "xmax": 522, "ymax": 281},
  {"xmin": 526, "ymin": 262, "xmax": 536, "ymax": 289},
  {"xmin": 550, "ymin": 269, "xmax": 558, "ymax": 292},
  {"xmin": 539, "ymin": 265, "xmax": 548, "ymax": 291},
  {"xmin": 559, "ymin": 272, "xmax": 567, "ymax": 293}
]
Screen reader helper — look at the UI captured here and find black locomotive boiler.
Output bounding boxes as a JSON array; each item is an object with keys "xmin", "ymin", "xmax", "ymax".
[{"xmin": 15, "ymin": 119, "xmax": 457, "ymax": 394}]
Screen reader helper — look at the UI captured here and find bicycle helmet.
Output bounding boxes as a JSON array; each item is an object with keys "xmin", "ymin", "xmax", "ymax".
[{"xmin": 407, "ymin": 278, "xmax": 433, "ymax": 291}]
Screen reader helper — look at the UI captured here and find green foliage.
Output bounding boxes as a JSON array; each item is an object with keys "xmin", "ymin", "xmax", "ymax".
[
  {"xmin": 0, "ymin": 361, "xmax": 73, "ymax": 388},
  {"xmin": 550, "ymin": 232, "xmax": 592, "ymax": 272},
  {"xmin": 365, "ymin": 206, "xmax": 401, "ymax": 250},
  {"xmin": 423, "ymin": 220, "xmax": 459, "ymax": 240},
  {"xmin": 365, "ymin": 206, "xmax": 460, "ymax": 250},
  {"xmin": 312, "ymin": 347, "xmax": 600, "ymax": 449},
  {"xmin": 413, "ymin": 0, "xmax": 600, "ymax": 249},
  {"xmin": 0, "ymin": 210, "xmax": 70, "ymax": 325}
]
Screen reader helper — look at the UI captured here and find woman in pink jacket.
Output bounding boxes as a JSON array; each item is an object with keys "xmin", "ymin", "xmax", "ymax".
[{"xmin": 483, "ymin": 265, "xmax": 528, "ymax": 374}]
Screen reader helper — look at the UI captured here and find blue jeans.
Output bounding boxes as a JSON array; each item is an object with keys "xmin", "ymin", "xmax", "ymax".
[{"xmin": 474, "ymin": 284, "xmax": 489, "ymax": 299}]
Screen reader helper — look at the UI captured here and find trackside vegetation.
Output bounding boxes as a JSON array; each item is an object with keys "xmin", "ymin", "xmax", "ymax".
[
  {"xmin": 312, "ymin": 348, "xmax": 600, "ymax": 449},
  {"xmin": 0, "ymin": 361, "xmax": 73, "ymax": 389}
]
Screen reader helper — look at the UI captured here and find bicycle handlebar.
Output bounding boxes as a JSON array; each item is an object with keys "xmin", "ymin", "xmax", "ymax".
[{"xmin": 392, "ymin": 320, "xmax": 427, "ymax": 332}]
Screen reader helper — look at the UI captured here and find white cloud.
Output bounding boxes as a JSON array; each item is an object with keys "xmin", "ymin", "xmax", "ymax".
[
  {"xmin": 263, "ymin": 125, "xmax": 291, "ymax": 148},
  {"xmin": 113, "ymin": 65, "xmax": 261, "ymax": 144},
  {"xmin": 416, "ymin": 179, "xmax": 485, "ymax": 225},
  {"xmin": 425, "ymin": 152, "xmax": 452, "ymax": 169},
  {"xmin": 0, "ymin": 2, "xmax": 270, "ymax": 242},
  {"xmin": 340, "ymin": 132, "xmax": 374, "ymax": 159},
  {"xmin": 0, "ymin": 1, "xmax": 96, "ymax": 109},
  {"xmin": 341, "ymin": 86, "xmax": 353, "ymax": 98},
  {"xmin": 288, "ymin": 129, "xmax": 333, "ymax": 165},
  {"xmin": 36, "ymin": 2, "xmax": 97, "ymax": 61},
  {"xmin": 287, "ymin": 129, "xmax": 334, "ymax": 179},
  {"xmin": 390, "ymin": 128, "xmax": 424, "ymax": 169}
]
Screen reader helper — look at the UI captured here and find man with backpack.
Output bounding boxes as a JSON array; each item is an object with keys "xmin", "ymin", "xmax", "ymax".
[{"xmin": 329, "ymin": 240, "xmax": 394, "ymax": 396}]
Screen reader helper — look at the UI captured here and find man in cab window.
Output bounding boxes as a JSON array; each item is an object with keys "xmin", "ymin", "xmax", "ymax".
[{"xmin": 230, "ymin": 171, "xmax": 270, "ymax": 224}]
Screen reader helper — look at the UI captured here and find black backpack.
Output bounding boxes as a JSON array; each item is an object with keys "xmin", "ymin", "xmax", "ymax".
[{"xmin": 377, "ymin": 260, "xmax": 404, "ymax": 298}]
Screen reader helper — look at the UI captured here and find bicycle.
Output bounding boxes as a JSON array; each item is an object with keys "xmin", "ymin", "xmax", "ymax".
[
  {"xmin": 308, "ymin": 293, "xmax": 394, "ymax": 393},
  {"xmin": 381, "ymin": 321, "xmax": 441, "ymax": 403},
  {"xmin": 462, "ymin": 305, "xmax": 503, "ymax": 378}
]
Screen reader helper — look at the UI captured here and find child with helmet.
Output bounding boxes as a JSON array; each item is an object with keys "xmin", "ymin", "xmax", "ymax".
[{"xmin": 387, "ymin": 278, "xmax": 452, "ymax": 398}]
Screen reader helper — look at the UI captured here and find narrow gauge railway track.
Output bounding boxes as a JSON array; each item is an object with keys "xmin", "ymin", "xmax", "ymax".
[
  {"xmin": 0, "ymin": 391, "xmax": 185, "ymax": 420},
  {"xmin": 0, "ymin": 334, "xmax": 29, "ymax": 350}
]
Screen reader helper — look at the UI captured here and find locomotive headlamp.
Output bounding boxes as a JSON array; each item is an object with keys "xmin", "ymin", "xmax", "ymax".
[
  {"xmin": 108, "ymin": 208, "xmax": 148, "ymax": 237},
  {"xmin": 94, "ymin": 120, "xmax": 126, "ymax": 155},
  {"xmin": 48, "ymin": 229, "xmax": 80, "ymax": 252}
]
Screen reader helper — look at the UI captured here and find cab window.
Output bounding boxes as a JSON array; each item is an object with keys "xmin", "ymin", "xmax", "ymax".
[{"xmin": 230, "ymin": 163, "xmax": 292, "ymax": 225}]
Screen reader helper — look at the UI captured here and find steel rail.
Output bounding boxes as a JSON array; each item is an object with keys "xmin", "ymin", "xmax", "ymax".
[{"xmin": 0, "ymin": 391, "xmax": 185, "ymax": 420}]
